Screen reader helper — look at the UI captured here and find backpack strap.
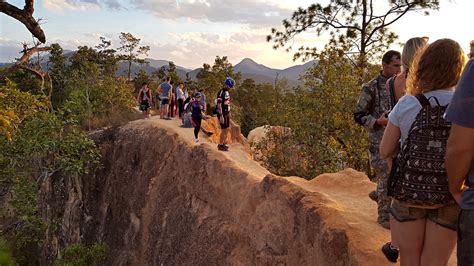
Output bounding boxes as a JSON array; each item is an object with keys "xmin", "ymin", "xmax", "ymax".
[
  {"xmin": 415, "ymin": 94, "xmax": 430, "ymax": 107},
  {"xmin": 388, "ymin": 76, "xmax": 397, "ymax": 109}
]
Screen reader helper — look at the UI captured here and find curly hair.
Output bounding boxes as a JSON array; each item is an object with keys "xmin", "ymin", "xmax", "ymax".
[{"xmin": 406, "ymin": 39, "xmax": 466, "ymax": 96}]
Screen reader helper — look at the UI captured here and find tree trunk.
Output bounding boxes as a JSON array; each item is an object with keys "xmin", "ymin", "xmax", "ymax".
[{"xmin": 359, "ymin": 0, "xmax": 368, "ymax": 70}]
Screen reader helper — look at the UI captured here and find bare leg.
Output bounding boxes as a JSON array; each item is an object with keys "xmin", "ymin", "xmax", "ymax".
[
  {"xmin": 390, "ymin": 215, "xmax": 400, "ymax": 248},
  {"xmin": 161, "ymin": 104, "xmax": 169, "ymax": 118},
  {"xmin": 420, "ymin": 220, "xmax": 456, "ymax": 266},
  {"xmin": 398, "ymin": 218, "xmax": 426, "ymax": 266}
]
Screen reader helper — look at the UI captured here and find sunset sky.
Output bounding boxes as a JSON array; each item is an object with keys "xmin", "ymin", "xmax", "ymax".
[{"xmin": 1, "ymin": 0, "xmax": 473, "ymax": 69}]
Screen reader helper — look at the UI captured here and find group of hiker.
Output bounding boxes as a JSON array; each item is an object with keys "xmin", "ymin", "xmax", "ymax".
[
  {"xmin": 137, "ymin": 76, "xmax": 235, "ymax": 151},
  {"xmin": 355, "ymin": 39, "xmax": 474, "ymax": 265},
  {"xmin": 136, "ymin": 39, "xmax": 474, "ymax": 264}
]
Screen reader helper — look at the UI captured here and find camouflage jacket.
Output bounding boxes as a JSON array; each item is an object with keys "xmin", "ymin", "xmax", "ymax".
[{"xmin": 354, "ymin": 73, "xmax": 391, "ymax": 147}]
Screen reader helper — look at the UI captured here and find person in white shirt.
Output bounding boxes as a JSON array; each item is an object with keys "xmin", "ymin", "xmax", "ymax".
[{"xmin": 176, "ymin": 83, "xmax": 186, "ymax": 118}]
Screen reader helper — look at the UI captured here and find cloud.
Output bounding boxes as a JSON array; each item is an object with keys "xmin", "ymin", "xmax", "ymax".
[
  {"xmin": 43, "ymin": 0, "xmax": 123, "ymax": 11},
  {"xmin": 154, "ymin": 31, "xmax": 266, "ymax": 68},
  {"xmin": 130, "ymin": 0, "xmax": 293, "ymax": 27},
  {"xmin": 0, "ymin": 28, "xmax": 303, "ymax": 70}
]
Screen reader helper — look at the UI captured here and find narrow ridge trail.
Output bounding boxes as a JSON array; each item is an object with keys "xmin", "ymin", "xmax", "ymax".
[{"xmin": 78, "ymin": 116, "xmax": 456, "ymax": 265}]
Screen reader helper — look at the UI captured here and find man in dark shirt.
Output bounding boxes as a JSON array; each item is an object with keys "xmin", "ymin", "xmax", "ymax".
[{"xmin": 446, "ymin": 59, "xmax": 474, "ymax": 265}]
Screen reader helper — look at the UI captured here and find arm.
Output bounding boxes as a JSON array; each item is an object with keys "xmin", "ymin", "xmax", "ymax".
[
  {"xmin": 137, "ymin": 91, "xmax": 141, "ymax": 104},
  {"xmin": 157, "ymin": 85, "xmax": 162, "ymax": 95},
  {"xmin": 201, "ymin": 103, "xmax": 207, "ymax": 117},
  {"xmin": 446, "ymin": 124, "xmax": 474, "ymax": 203},
  {"xmin": 380, "ymin": 121, "xmax": 401, "ymax": 160},
  {"xmin": 354, "ymin": 83, "xmax": 380, "ymax": 129},
  {"xmin": 217, "ymin": 91, "xmax": 223, "ymax": 115}
]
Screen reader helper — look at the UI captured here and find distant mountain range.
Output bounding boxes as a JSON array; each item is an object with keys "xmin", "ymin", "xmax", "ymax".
[
  {"xmin": 1, "ymin": 51, "xmax": 317, "ymax": 86},
  {"xmin": 118, "ymin": 57, "xmax": 317, "ymax": 87}
]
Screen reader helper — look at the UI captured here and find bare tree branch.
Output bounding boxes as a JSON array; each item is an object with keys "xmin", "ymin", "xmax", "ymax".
[
  {"xmin": 269, "ymin": 0, "xmax": 438, "ymax": 66},
  {"xmin": 0, "ymin": 44, "xmax": 51, "ymax": 80},
  {"xmin": 0, "ymin": 0, "xmax": 46, "ymax": 43}
]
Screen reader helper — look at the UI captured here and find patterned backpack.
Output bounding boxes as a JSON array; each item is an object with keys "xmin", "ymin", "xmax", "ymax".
[{"xmin": 388, "ymin": 94, "xmax": 454, "ymax": 207}]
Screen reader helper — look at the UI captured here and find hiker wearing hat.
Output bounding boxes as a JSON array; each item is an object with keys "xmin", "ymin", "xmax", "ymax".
[
  {"xmin": 216, "ymin": 78, "xmax": 235, "ymax": 151},
  {"xmin": 190, "ymin": 92, "xmax": 209, "ymax": 143}
]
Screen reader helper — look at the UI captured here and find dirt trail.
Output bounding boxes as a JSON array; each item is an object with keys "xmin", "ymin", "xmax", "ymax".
[
  {"xmin": 152, "ymin": 116, "xmax": 269, "ymax": 179},
  {"xmin": 148, "ymin": 116, "xmax": 457, "ymax": 265}
]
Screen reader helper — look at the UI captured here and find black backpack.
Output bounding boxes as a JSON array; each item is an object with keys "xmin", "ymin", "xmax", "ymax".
[{"xmin": 388, "ymin": 94, "xmax": 454, "ymax": 206}]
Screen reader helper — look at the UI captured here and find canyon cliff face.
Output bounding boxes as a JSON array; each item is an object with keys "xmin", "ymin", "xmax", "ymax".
[
  {"xmin": 37, "ymin": 118, "xmax": 398, "ymax": 265},
  {"xmin": 36, "ymin": 117, "xmax": 457, "ymax": 265}
]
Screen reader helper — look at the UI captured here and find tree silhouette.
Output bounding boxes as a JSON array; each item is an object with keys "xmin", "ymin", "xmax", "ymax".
[
  {"xmin": 267, "ymin": 0, "xmax": 438, "ymax": 67},
  {"xmin": 118, "ymin": 32, "xmax": 150, "ymax": 81}
]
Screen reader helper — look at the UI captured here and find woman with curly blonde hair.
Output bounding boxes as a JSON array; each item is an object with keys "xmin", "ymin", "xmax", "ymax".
[
  {"xmin": 380, "ymin": 39, "xmax": 466, "ymax": 266},
  {"xmin": 381, "ymin": 37, "xmax": 429, "ymax": 263}
]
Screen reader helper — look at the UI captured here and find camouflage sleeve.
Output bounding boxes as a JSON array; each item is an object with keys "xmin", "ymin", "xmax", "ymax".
[{"xmin": 354, "ymin": 84, "xmax": 377, "ymax": 129}]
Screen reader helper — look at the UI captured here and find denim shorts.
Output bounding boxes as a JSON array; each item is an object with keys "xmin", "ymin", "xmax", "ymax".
[
  {"xmin": 391, "ymin": 199, "xmax": 460, "ymax": 231},
  {"xmin": 458, "ymin": 210, "xmax": 474, "ymax": 266}
]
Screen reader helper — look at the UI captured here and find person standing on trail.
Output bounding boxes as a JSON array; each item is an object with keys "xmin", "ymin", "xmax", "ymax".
[
  {"xmin": 445, "ymin": 59, "xmax": 474, "ymax": 265},
  {"xmin": 380, "ymin": 37, "xmax": 428, "ymax": 263},
  {"xmin": 216, "ymin": 77, "xmax": 235, "ymax": 151},
  {"xmin": 354, "ymin": 50, "xmax": 402, "ymax": 229},
  {"xmin": 157, "ymin": 77, "xmax": 172, "ymax": 120},
  {"xmin": 380, "ymin": 38, "xmax": 465, "ymax": 266},
  {"xmin": 137, "ymin": 82, "xmax": 152, "ymax": 119},
  {"xmin": 190, "ymin": 92, "xmax": 209, "ymax": 143},
  {"xmin": 177, "ymin": 83, "xmax": 186, "ymax": 118},
  {"xmin": 168, "ymin": 81, "xmax": 176, "ymax": 118}
]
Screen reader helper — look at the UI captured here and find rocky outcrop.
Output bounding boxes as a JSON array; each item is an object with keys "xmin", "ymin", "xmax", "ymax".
[
  {"xmin": 201, "ymin": 117, "xmax": 248, "ymax": 146},
  {"xmin": 247, "ymin": 125, "xmax": 290, "ymax": 145},
  {"xmin": 38, "ymin": 118, "xmax": 455, "ymax": 265}
]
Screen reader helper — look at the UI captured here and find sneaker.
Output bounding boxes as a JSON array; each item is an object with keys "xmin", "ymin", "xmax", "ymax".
[
  {"xmin": 165, "ymin": 117, "xmax": 172, "ymax": 120},
  {"xmin": 381, "ymin": 242, "xmax": 399, "ymax": 263},
  {"xmin": 195, "ymin": 138, "xmax": 199, "ymax": 143},
  {"xmin": 369, "ymin": 190, "xmax": 378, "ymax": 202}
]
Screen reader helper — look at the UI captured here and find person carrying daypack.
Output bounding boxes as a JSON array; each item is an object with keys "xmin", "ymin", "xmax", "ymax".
[
  {"xmin": 380, "ymin": 38, "xmax": 466, "ymax": 265},
  {"xmin": 190, "ymin": 92, "xmax": 208, "ymax": 143},
  {"xmin": 137, "ymin": 82, "xmax": 152, "ymax": 119},
  {"xmin": 215, "ymin": 77, "xmax": 235, "ymax": 151},
  {"xmin": 380, "ymin": 37, "xmax": 428, "ymax": 263}
]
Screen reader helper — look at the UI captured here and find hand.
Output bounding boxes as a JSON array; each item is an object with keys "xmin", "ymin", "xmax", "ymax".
[
  {"xmin": 453, "ymin": 192, "xmax": 462, "ymax": 205},
  {"xmin": 377, "ymin": 112, "xmax": 389, "ymax": 126},
  {"xmin": 452, "ymin": 187, "xmax": 468, "ymax": 204},
  {"xmin": 219, "ymin": 116, "xmax": 224, "ymax": 124}
]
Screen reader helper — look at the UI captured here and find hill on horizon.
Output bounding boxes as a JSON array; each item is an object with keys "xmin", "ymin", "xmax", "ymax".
[
  {"xmin": 0, "ymin": 50, "xmax": 316, "ymax": 86},
  {"xmin": 119, "ymin": 57, "xmax": 316, "ymax": 86}
]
